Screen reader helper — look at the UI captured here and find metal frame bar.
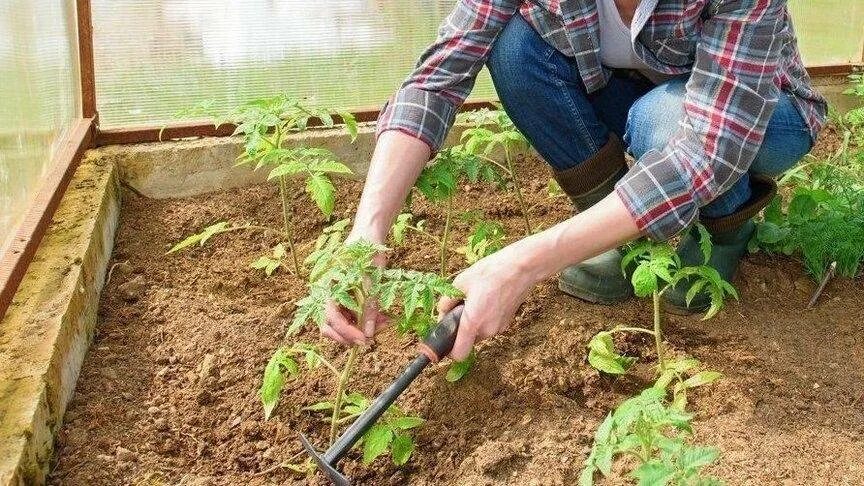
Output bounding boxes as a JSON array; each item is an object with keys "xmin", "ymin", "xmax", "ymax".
[
  {"xmin": 95, "ymin": 101, "xmax": 501, "ymax": 146},
  {"xmin": 0, "ymin": 119, "xmax": 96, "ymax": 317}
]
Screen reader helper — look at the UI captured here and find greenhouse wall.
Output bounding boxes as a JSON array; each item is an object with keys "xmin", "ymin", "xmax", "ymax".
[
  {"xmin": 90, "ymin": 0, "xmax": 864, "ymax": 129},
  {"xmin": 0, "ymin": 0, "xmax": 82, "ymax": 256}
]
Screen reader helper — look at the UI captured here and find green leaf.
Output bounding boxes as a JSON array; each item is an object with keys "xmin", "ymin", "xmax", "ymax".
[
  {"xmin": 391, "ymin": 433, "xmax": 414, "ymax": 466},
  {"xmin": 695, "ymin": 224, "xmax": 713, "ymax": 264},
  {"xmin": 579, "ymin": 465, "xmax": 597, "ymax": 486},
  {"xmin": 267, "ymin": 161, "xmax": 305, "ymax": 179},
  {"xmin": 682, "ymin": 371, "xmax": 723, "ymax": 389},
  {"xmin": 756, "ymin": 221, "xmax": 789, "ymax": 245},
  {"xmin": 259, "ymin": 349, "xmax": 298, "ymax": 420},
  {"xmin": 362, "ymin": 425, "xmax": 393, "ymax": 464},
  {"xmin": 587, "ymin": 332, "xmax": 635, "ymax": 375},
  {"xmin": 632, "ymin": 460, "xmax": 674, "ymax": 486},
  {"xmin": 303, "ymin": 401, "xmax": 334, "ymax": 411},
  {"xmin": 685, "ymin": 279, "xmax": 707, "ymax": 307},
  {"xmin": 167, "ymin": 222, "xmax": 230, "ymax": 254},
  {"xmin": 446, "ymin": 350, "xmax": 476, "ymax": 382},
  {"xmin": 340, "ymin": 111, "xmax": 359, "ymax": 141},
  {"xmin": 390, "ymin": 416, "xmax": 425, "ymax": 430},
  {"xmin": 306, "ymin": 173, "xmax": 336, "ymax": 218},
  {"xmin": 631, "ymin": 263, "xmax": 658, "ymax": 297},
  {"xmin": 679, "ymin": 446, "xmax": 719, "ymax": 471}
]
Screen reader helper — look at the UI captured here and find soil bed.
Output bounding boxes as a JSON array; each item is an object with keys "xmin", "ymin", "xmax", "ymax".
[{"xmin": 50, "ymin": 148, "xmax": 864, "ymax": 485}]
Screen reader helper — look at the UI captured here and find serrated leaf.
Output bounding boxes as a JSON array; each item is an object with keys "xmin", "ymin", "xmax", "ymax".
[
  {"xmin": 631, "ymin": 263, "xmax": 658, "ymax": 297},
  {"xmin": 679, "ymin": 446, "xmax": 719, "ymax": 471},
  {"xmin": 260, "ymin": 349, "xmax": 298, "ymax": 420},
  {"xmin": 682, "ymin": 371, "xmax": 722, "ymax": 389},
  {"xmin": 695, "ymin": 224, "xmax": 713, "ymax": 264},
  {"xmin": 391, "ymin": 433, "xmax": 414, "ymax": 465},
  {"xmin": 632, "ymin": 460, "xmax": 674, "ymax": 486},
  {"xmin": 340, "ymin": 111, "xmax": 359, "ymax": 141},
  {"xmin": 390, "ymin": 416, "xmax": 424, "ymax": 430},
  {"xmin": 362, "ymin": 425, "xmax": 393, "ymax": 464},
  {"xmin": 167, "ymin": 222, "xmax": 230, "ymax": 254},
  {"xmin": 306, "ymin": 173, "xmax": 336, "ymax": 218}
]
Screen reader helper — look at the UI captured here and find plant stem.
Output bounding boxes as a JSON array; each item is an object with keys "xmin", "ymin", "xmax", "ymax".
[
  {"xmin": 504, "ymin": 147, "xmax": 532, "ymax": 235},
  {"xmin": 329, "ymin": 346, "xmax": 359, "ymax": 445},
  {"xmin": 612, "ymin": 326, "xmax": 656, "ymax": 336},
  {"xmin": 328, "ymin": 289, "xmax": 366, "ymax": 445},
  {"xmin": 440, "ymin": 198, "xmax": 453, "ymax": 276},
  {"xmin": 653, "ymin": 290, "xmax": 664, "ymax": 371},
  {"xmin": 278, "ymin": 175, "xmax": 302, "ymax": 276}
]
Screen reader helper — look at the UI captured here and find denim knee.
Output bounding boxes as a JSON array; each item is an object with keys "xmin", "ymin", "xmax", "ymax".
[
  {"xmin": 487, "ymin": 15, "xmax": 557, "ymax": 108},
  {"xmin": 625, "ymin": 78, "xmax": 687, "ymax": 159}
]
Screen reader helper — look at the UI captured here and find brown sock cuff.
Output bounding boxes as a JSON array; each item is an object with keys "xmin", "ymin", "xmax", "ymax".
[
  {"xmin": 701, "ymin": 175, "xmax": 777, "ymax": 234},
  {"xmin": 550, "ymin": 133, "xmax": 627, "ymax": 199}
]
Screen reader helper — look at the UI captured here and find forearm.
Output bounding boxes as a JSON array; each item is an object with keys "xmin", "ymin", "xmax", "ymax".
[
  {"xmin": 349, "ymin": 130, "xmax": 431, "ymax": 243},
  {"xmin": 516, "ymin": 192, "xmax": 641, "ymax": 283}
]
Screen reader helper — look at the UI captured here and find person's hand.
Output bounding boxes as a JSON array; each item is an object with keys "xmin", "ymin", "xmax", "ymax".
[
  {"xmin": 437, "ymin": 241, "xmax": 542, "ymax": 360},
  {"xmin": 319, "ymin": 231, "xmax": 389, "ymax": 346}
]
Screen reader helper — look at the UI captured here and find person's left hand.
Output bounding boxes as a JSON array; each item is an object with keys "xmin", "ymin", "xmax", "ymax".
[{"xmin": 437, "ymin": 242, "xmax": 541, "ymax": 360}]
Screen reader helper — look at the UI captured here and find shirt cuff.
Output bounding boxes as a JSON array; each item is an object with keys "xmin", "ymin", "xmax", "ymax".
[
  {"xmin": 615, "ymin": 148, "xmax": 698, "ymax": 241},
  {"xmin": 375, "ymin": 86, "xmax": 458, "ymax": 153}
]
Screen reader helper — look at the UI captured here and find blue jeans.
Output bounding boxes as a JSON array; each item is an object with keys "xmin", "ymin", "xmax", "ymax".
[{"xmin": 486, "ymin": 14, "xmax": 814, "ymax": 218}]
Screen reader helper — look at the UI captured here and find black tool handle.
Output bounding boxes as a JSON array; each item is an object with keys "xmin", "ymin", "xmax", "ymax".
[
  {"xmin": 418, "ymin": 304, "xmax": 464, "ymax": 362},
  {"xmin": 323, "ymin": 305, "xmax": 464, "ymax": 464}
]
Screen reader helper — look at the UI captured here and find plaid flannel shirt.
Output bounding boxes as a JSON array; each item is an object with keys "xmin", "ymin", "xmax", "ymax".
[{"xmin": 376, "ymin": 0, "xmax": 828, "ymax": 240}]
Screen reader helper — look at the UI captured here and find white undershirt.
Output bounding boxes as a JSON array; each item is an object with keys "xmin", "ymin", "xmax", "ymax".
[{"xmin": 596, "ymin": 0, "xmax": 669, "ymax": 85}]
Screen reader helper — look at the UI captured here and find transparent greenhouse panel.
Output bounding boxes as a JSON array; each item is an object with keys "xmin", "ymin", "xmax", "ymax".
[
  {"xmin": 0, "ymin": 0, "xmax": 82, "ymax": 256},
  {"xmin": 91, "ymin": 0, "xmax": 497, "ymax": 127},
  {"xmin": 789, "ymin": 0, "xmax": 864, "ymax": 65},
  {"xmin": 92, "ymin": 1, "xmax": 863, "ymax": 128}
]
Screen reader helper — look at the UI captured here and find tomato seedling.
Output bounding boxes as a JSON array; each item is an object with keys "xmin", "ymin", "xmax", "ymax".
[
  {"xmin": 581, "ymin": 225, "xmax": 733, "ymax": 485},
  {"xmin": 263, "ymin": 219, "xmax": 461, "ymax": 462},
  {"xmin": 458, "ymin": 109, "xmax": 533, "ymax": 234},
  {"xmin": 410, "ymin": 145, "xmax": 505, "ymax": 275},
  {"xmin": 167, "ymin": 96, "xmax": 358, "ymax": 276}
]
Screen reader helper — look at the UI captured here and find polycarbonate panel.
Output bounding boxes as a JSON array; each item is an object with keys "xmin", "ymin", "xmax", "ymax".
[
  {"xmin": 92, "ymin": 0, "xmax": 497, "ymax": 127},
  {"xmin": 93, "ymin": 1, "xmax": 863, "ymax": 128},
  {"xmin": 790, "ymin": 0, "xmax": 864, "ymax": 65},
  {"xmin": 0, "ymin": 0, "xmax": 81, "ymax": 256}
]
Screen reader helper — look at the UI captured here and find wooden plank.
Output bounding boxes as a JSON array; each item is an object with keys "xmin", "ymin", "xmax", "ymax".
[
  {"xmin": 76, "ymin": 0, "xmax": 97, "ymax": 120},
  {"xmin": 0, "ymin": 118, "xmax": 96, "ymax": 319}
]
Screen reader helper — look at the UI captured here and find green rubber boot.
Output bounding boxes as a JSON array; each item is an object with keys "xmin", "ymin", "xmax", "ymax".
[
  {"xmin": 553, "ymin": 134, "xmax": 633, "ymax": 304},
  {"xmin": 663, "ymin": 175, "xmax": 778, "ymax": 314}
]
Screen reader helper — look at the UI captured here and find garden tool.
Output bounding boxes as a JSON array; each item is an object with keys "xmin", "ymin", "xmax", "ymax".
[{"xmin": 300, "ymin": 305, "xmax": 464, "ymax": 486}]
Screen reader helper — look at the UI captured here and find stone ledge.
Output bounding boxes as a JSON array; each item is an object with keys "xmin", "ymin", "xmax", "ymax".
[{"xmin": 0, "ymin": 157, "xmax": 120, "ymax": 486}]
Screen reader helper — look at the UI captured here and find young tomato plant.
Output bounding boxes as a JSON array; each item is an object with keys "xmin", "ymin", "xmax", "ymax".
[
  {"xmin": 581, "ymin": 226, "xmax": 733, "ymax": 485},
  {"xmin": 168, "ymin": 96, "xmax": 358, "ymax": 276},
  {"xmin": 264, "ymin": 219, "xmax": 461, "ymax": 460},
  {"xmin": 580, "ymin": 387, "xmax": 722, "ymax": 486},
  {"xmin": 589, "ymin": 225, "xmax": 737, "ymax": 375},
  {"xmin": 458, "ymin": 109, "xmax": 533, "ymax": 234},
  {"xmin": 408, "ymin": 146, "xmax": 505, "ymax": 275},
  {"xmin": 304, "ymin": 395, "xmax": 424, "ymax": 466},
  {"xmin": 458, "ymin": 216, "xmax": 506, "ymax": 265}
]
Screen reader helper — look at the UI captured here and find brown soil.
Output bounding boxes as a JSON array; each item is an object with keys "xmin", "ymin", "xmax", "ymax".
[{"xmin": 49, "ymin": 153, "xmax": 864, "ymax": 486}]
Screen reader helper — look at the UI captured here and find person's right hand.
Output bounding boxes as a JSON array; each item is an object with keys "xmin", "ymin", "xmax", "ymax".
[{"xmin": 318, "ymin": 234, "xmax": 390, "ymax": 346}]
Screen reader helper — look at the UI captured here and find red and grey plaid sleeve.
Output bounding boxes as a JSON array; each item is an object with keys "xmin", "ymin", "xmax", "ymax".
[
  {"xmin": 376, "ymin": 0, "xmax": 521, "ymax": 152},
  {"xmin": 616, "ymin": 0, "xmax": 788, "ymax": 240}
]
